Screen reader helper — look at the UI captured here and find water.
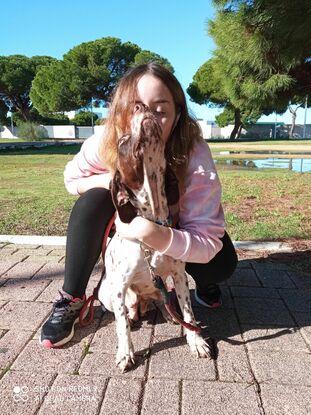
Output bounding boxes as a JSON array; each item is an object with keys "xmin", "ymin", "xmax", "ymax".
[{"xmin": 213, "ymin": 154, "xmax": 311, "ymax": 173}]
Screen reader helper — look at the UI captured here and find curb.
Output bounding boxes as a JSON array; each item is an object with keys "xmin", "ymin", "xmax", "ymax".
[{"xmin": 0, "ymin": 234, "xmax": 293, "ymax": 252}]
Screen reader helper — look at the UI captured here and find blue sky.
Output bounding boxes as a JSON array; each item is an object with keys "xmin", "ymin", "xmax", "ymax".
[{"xmin": 1, "ymin": 0, "xmax": 307, "ymax": 124}]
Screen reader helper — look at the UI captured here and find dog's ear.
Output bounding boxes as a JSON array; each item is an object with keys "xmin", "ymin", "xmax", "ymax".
[{"xmin": 111, "ymin": 170, "xmax": 138, "ymax": 223}]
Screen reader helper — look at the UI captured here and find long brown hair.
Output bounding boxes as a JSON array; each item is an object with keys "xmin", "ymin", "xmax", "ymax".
[{"xmin": 99, "ymin": 62, "xmax": 204, "ymax": 192}]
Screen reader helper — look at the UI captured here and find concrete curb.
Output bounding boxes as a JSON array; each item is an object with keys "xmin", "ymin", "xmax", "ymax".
[{"xmin": 0, "ymin": 234, "xmax": 293, "ymax": 252}]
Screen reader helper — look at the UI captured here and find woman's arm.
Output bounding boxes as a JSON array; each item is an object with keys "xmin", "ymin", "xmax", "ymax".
[
  {"xmin": 63, "ymin": 133, "xmax": 110, "ymax": 195},
  {"xmin": 76, "ymin": 172, "xmax": 112, "ymax": 194}
]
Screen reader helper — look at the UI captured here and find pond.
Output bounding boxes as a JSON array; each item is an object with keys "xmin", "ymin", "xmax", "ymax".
[{"xmin": 213, "ymin": 151, "xmax": 311, "ymax": 173}]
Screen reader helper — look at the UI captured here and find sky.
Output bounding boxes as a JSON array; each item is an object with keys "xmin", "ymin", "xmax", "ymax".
[{"xmin": 1, "ymin": 0, "xmax": 308, "ymax": 124}]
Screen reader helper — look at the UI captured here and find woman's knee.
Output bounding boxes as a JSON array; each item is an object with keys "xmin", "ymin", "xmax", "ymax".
[{"xmin": 70, "ymin": 187, "xmax": 115, "ymax": 223}]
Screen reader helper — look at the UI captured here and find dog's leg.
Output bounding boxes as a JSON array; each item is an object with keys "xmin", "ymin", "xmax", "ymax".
[
  {"xmin": 173, "ymin": 273, "xmax": 211, "ymax": 358},
  {"xmin": 112, "ymin": 284, "xmax": 135, "ymax": 372}
]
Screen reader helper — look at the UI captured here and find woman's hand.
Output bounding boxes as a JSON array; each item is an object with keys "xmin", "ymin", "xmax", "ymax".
[
  {"xmin": 114, "ymin": 216, "xmax": 151, "ymax": 241},
  {"xmin": 115, "ymin": 215, "xmax": 173, "ymax": 252}
]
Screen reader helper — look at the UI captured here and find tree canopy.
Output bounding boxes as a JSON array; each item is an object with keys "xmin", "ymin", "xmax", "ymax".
[
  {"xmin": 30, "ymin": 37, "xmax": 174, "ymax": 116},
  {"xmin": 188, "ymin": 0, "xmax": 311, "ymax": 138},
  {"xmin": 0, "ymin": 55, "xmax": 55, "ymax": 121}
]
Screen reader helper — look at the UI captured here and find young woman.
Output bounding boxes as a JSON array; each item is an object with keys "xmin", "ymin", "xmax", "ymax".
[{"xmin": 40, "ymin": 62, "xmax": 238, "ymax": 349}]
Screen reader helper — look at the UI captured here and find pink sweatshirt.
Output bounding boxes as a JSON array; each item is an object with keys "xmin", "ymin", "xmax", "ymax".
[{"xmin": 63, "ymin": 132, "xmax": 226, "ymax": 263}]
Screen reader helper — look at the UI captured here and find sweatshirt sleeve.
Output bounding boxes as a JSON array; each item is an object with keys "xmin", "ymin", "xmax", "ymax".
[
  {"xmin": 63, "ymin": 132, "xmax": 109, "ymax": 195},
  {"xmin": 160, "ymin": 140, "xmax": 226, "ymax": 263}
]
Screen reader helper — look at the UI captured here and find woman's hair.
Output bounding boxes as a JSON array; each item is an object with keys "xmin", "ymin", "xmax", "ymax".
[{"xmin": 99, "ymin": 61, "xmax": 204, "ymax": 192}]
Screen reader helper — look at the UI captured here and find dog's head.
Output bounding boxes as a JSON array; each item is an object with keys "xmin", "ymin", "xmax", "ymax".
[{"xmin": 111, "ymin": 103, "xmax": 179, "ymax": 223}]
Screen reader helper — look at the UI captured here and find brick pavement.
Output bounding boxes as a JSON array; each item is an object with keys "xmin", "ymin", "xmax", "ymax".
[{"xmin": 0, "ymin": 242, "xmax": 310, "ymax": 415}]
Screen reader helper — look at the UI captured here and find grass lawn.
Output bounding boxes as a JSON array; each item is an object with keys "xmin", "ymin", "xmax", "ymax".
[{"xmin": 0, "ymin": 144, "xmax": 310, "ymax": 241}]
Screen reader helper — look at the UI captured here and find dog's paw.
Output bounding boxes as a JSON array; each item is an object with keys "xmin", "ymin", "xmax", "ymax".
[
  {"xmin": 116, "ymin": 352, "xmax": 136, "ymax": 372},
  {"xmin": 187, "ymin": 334, "xmax": 212, "ymax": 358}
]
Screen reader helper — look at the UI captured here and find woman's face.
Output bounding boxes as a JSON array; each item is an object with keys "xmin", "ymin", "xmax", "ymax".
[{"xmin": 134, "ymin": 74, "xmax": 177, "ymax": 143}]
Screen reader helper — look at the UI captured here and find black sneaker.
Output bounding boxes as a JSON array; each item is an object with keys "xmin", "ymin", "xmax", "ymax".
[
  {"xmin": 194, "ymin": 284, "xmax": 222, "ymax": 308},
  {"xmin": 40, "ymin": 291, "xmax": 87, "ymax": 349}
]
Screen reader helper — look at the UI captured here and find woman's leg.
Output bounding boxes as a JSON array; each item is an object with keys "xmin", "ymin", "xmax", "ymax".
[
  {"xmin": 185, "ymin": 231, "xmax": 238, "ymax": 306},
  {"xmin": 62, "ymin": 187, "xmax": 116, "ymax": 298},
  {"xmin": 40, "ymin": 187, "xmax": 115, "ymax": 348}
]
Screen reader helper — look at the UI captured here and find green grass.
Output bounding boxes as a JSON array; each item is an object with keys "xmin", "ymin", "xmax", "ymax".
[{"xmin": 0, "ymin": 144, "xmax": 310, "ymax": 240}]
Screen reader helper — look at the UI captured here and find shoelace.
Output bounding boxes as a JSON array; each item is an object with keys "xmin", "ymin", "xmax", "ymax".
[{"xmin": 51, "ymin": 292, "xmax": 73, "ymax": 323}]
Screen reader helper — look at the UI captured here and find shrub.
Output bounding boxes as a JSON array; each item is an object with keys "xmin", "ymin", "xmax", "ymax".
[{"xmin": 17, "ymin": 122, "xmax": 49, "ymax": 141}]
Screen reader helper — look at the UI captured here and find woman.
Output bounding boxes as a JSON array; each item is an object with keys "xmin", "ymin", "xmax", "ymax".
[{"xmin": 40, "ymin": 62, "xmax": 238, "ymax": 349}]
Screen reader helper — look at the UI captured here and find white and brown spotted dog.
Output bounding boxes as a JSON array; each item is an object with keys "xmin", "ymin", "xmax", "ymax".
[{"xmin": 98, "ymin": 103, "xmax": 211, "ymax": 372}]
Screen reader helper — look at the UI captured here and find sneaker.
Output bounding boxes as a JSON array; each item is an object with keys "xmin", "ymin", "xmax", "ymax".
[
  {"xmin": 40, "ymin": 290, "xmax": 87, "ymax": 349},
  {"xmin": 194, "ymin": 284, "xmax": 222, "ymax": 308}
]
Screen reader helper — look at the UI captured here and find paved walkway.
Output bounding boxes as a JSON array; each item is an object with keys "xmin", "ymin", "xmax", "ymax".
[{"xmin": 0, "ymin": 242, "xmax": 310, "ymax": 414}]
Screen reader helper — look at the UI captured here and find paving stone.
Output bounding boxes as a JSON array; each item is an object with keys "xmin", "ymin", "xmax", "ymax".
[
  {"xmin": 0, "ymin": 370, "xmax": 55, "ymax": 415},
  {"xmin": 193, "ymin": 307, "xmax": 243, "ymax": 342},
  {"xmin": 0, "ymin": 261, "xmax": 19, "ymax": 277},
  {"xmin": 290, "ymin": 311, "xmax": 311, "ymax": 347},
  {"xmin": 34, "ymin": 262, "xmax": 65, "ymax": 281},
  {"xmin": 227, "ymin": 268, "xmax": 261, "ymax": 287},
  {"xmin": 278, "ymin": 289, "xmax": 311, "ymax": 313},
  {"xmin": 149, "ymin": 336, "xmax": 216, "ymax": 380},
  {"xmin": 154, "ymin": 312, "xmax": 182, "ymax": 337},
  {"xmin": 217, "ymin": 342, "xmax": 253, "ymax": 383},
  {"xmin": 253, "ymin": 264, "xmax": 296, "ymax": 288},
  {"xmin": 182, "ymin": 381, "xmax": 261, "ymax": 415},
  {"xmin": 35, "ymin": 275, "xmax": 100, "ymax": 303},
  {"xmin": 0, "ymin": 301, "xmax": 50, "ymax": 330},
  {"xmin": 234, "ymin": 297, "xmax": 295, "ymax": 326},
  {"xmin": 0, "ymin": 246, "xmax": 18, "ymax": 255},
  {"xmin": 47, "ymin": 249, "xmax": 66, "ymax": 256},
  {"xmin": 12, "ymin": 319, "xmax": 99, "ymax": 375},
  {"xmin": 99, "ymin": 378, "xmax": 142, "ymax": 415},
  {"xmin": 249, "ymin": 350, "xmax": 311, "ymax": 385},
  {"xmin": 90, "ymin": 314, "xmax": 152, "ymax": 356},
  {"xmin": 0, "ymin": 261, "xmax": 46, "ymax": 280},
  {"xmin": 0, "ymin": 249, "xmax": 28, "ymax": 262},
  {"xmin": 286, "ymin": 270, "xmax": 311, "ymax": 289},
  {"xmin": 0, "ymin": 276, "xmax": 51, "ymax": 301},
  {"xmin": 10, "ymin": 244, "xmax": 41, "ymax": 250},
  {"xmin": 260, "ymin": 383, "xmax": 311, "ymax": 415},
  {"xmin": 241, "ymin": 325, "xmax": 309, "ymax": 352},
  {"xmin": 13, "ymin": 248, "xmax": 52, "ymax": 256},
  {"xmin": 230, "ymin": 286, "xmax": 280, "ymax": 299},
  {"xmin": 141, "ymin": 379, "xmax": 179, "ymax": 415},
  {"xmin": 23, "ymin": 254, "xmax": 62, "ymax": 263},
  {"xmin": 0, "ymin": 300, "xmax": 8, "ymax": 310},
  {"xmin": 236, "ymin": 260, "xmax": 255, "ymax": 268},
  {"xmin": 38, "ymin": 374, "xmax": 107, "ymax": 414},
  {"xmin": 79, "ymin": 350, "xmax": 147, "ymax": 379},
  {"xmin": 0, "ymin": 330, "xmax": 33, "ymax": 369}
]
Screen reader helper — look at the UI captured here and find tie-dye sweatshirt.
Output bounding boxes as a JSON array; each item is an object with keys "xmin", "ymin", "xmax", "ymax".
[{"xmin": 63, "ymin": 132, "xmax": 226, "ymax": 263}]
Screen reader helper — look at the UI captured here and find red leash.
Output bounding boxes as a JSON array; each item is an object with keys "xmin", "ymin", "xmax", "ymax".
[{"xmin": 79, "ymin": 213, "xmax": 116, "ymax": 326}]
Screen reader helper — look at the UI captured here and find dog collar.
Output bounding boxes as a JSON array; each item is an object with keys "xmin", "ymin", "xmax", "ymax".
[{"xmin": 155, "ymin": 215, "xmax": 173, "ymax": 227}]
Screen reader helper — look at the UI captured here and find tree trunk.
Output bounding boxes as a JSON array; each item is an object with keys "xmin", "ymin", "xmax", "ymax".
[
  {"xmin": 230, "ymin": 109, "xmax": 242, "ymax": 140},
  {"xmin": 289, "ymin": 107, "xmax": 296, "ymax": 138},
  {"xmin": 237, "ymin": 124, "xmax": 243, "ymax": 138}
]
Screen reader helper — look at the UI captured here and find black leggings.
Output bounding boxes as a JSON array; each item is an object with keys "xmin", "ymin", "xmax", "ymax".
[{"xmin": 63, "ymin": 188, "xmax": 238, "ymax": 298}]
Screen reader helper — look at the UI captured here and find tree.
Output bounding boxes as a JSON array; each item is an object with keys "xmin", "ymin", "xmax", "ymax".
[
  {"xmin": 71, "ymin": 111, "xmax": 98, "ymax": 126},
  {"xmin": 31, "ymin": 37, "xmax": 174, "ymax": 116},
  {"xmin": 187, "ymin": 58, "xmax": 263, "ymax": 139},
  {"xmin": 0, "ymin": 55, "xmax": 56, "ymax": 121},
  {"xmin": 188, "ymin": 1, "xmax": 311, "ymax": 138}
]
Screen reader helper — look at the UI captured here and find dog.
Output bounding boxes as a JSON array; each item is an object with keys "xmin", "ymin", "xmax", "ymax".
[{"xmin": 98, "ymin": 103, "xmax": 211, "ymax": 372}]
